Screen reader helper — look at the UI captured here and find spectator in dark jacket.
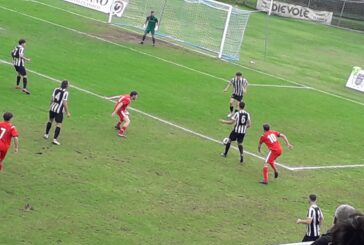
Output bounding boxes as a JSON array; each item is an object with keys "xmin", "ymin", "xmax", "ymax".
[
  {"xmin": 332, "ymin": 212, "xmax": 364, "ymax": 245},
  {"xmin": 312, "ymin": 204, "xmax": 356, "ymax": 245}
]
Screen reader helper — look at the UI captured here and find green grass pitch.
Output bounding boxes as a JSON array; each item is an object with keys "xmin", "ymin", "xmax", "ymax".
[{"xmin": 0, "ymin": 0, "xmax": 363, "ymax": 244}]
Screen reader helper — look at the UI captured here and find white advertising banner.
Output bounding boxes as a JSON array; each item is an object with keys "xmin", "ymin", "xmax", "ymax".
[
  {"xmin": 64, "ymin": 0, "xmax": 128, "ymax": 17},
  {"xmin": 257, "ymin": 0, "xmax": 333, "ymax": 24},
  {"xmin": 346, "ymin": 66, "xmax": 364, "ymax": 93}
]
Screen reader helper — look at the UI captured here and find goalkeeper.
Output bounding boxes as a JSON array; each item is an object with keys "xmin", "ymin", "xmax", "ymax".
[{"xmin": 140, "ymin": 11, "xmax": 159, "ymax": 46}]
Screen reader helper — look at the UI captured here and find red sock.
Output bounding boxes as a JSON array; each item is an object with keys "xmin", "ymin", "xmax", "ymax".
[
  {"xmin": 116, "ymin": 122, "xmax": 121, "ymax": 128},
  {"xmin": 263, "ymin": 166, "xmax": 269, "ymax": 183},
  {"xmin": 118, "ymin": 126, "xmax": 127, "ymax": 134},
  {"xmin": 270, "ymin": 162, "xmax": 277, "ymax": 173}
]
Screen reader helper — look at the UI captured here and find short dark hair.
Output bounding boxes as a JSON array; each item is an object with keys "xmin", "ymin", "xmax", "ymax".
[
  {"xmin": 130, "ymin": 91, "xmax": 138, "ymax": 97},
  {"xmin": 236, "ymin": 72, "xmax": 242, "ymax": 76},
  {"xmin": 151, "ymin": 11, "xmax": 154, "ymax": 14},
  {"xmin": 239, "ymin": 101, "xmax": 245, "ymax": 109},
  {"xmin": 61, "ymin": 80, "xmax": 69, "ymax": 89},
  {"xmin": 263, "ymin": 124, "xmax": 270, "ymax": 131},
  {"xmin": 18, "ymin": 39, "xmax": 26, "ymax": 45},
  {"xmin": 332, "ymin": 213, "xmax": 364, "ymax": 245},
  {"xmin": 3, "ymin": 112, "xmax": 13, "ymax": 121},
  {"xmin": 309, "ymin": 194, "xmax": 317, "ymax": 202}
]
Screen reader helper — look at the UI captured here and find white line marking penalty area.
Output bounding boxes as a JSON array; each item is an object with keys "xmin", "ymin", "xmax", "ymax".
[{"xmin": 1, "ymin": 60, "xmax": 363, "ymax": 171}]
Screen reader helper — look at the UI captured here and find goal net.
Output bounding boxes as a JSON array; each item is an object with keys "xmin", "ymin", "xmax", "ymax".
[{"xmin": 109, "ymin": 0, "xmax": 252, "ymax": 61}]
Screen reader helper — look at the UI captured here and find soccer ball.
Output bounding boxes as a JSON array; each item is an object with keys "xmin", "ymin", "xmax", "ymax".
[{"xmin": 222, "ymin": 137, "xmax": 230, "ymax": 145}]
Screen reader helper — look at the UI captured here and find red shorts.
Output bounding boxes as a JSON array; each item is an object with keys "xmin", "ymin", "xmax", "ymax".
[
  {"xmin": 0, "ymin": 150, "xmax": 8, "ymax": 162},
  {"xmin": 0, "ymin": 143, "xmax": 9, "ymax": 162},
  {"xmin": 117, "ymin": 110, "xmax": 129, "ymax": 122},
  {"xmin": 265, "ymin": 149, "xmax": 282, "ymax": 164}
]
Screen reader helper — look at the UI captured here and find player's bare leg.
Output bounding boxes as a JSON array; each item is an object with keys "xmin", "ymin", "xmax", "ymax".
[
  {"xmin": 227, "ymin": 98, "xmax": 235, "ymax": 117},
  {"xmin": 118, "ymin": 117, "xmax": 130, "ymax": 137},
  {"xmin": 52, "ymin": 123, "xmax": 62, "ymax": 145},
  {"xmin": 233, "ymin": 99, "xmax": 239, "ymax": 113},
  {"xmin": 115, "ymin": 113, "xmax": 125, "ymax": 130}
]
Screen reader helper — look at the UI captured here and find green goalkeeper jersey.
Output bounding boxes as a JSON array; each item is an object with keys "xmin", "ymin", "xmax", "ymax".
[{"xmin": 146, "ymin": 15, "xmax": 158, "ymax": 30}]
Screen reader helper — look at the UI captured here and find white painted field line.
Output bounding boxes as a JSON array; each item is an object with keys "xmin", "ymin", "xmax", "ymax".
[
  {"xmin": 2, "ymin": 59, "xmax": 363, "ymax": 171},
  {"xmin": 0, "ymin": 59, "xmax": 293, "ymax": 170},
  {"xmin": 15, "ymin": 2, "xmax": 364, "ymax": 108},
  {"xmin": 1, "ymin": 6, "xmax": 363, "ymax": 170},
  {"xmin": 231, "ymin": 65, "xmax": 364, "ymax": 108},
  {"xmin": 28, "ymin": 0, "xmax": 107, "ymax": 24},
  {"xmin": 0, "ymin": 5, "xmax": 230, "ymax": 83},
  {"xmin": 290, "ymin": 164, "xmax": 364, "ymax": 171},
  {"xmin": 249, "ymin": 84, "xmax": 309, "ymax": 89},
  {"xmin": 14, "ymin": 2, "xmax": 305, "ymax": 90},
  {"xmin": 1, "ymin": 5, "xmax": 362, "ymax": 171},
  {"xmin": 28, "ymin": 0, "xmax": 219, "ymax": 60}
]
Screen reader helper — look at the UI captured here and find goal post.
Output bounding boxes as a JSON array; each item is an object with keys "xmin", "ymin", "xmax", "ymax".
[
  {"xmin": 108, "ymin": 0, "xmax": 252, "ymax": 61},
  {"xmin": 218, "ymin": 4, "xmax": 232, "ymax": 59}
]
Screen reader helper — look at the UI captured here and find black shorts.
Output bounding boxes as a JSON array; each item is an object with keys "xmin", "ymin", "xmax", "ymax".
[
  {"xmin": 229, "ymin": 131, "xmax": 245, "ymax": 144},
  {"xmin": 302, "ymin": 235, "xmax": 319, "ymax": 242},
  {"xmin": 14, "ymin": 65, "xmax": 27, "ymax": 76},
  {"xmin": 49, "ymin": 111, "xmax": 64, "ymax": 123},
  {"xmin": 231, "ymin": 94, "xmax": 243, "ymax": 102}
]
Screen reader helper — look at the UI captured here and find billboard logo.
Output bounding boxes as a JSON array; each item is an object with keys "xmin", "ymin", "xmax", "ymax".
[
  {"xmin": 112, "ymin": 0, "xmax": 128, "ymax": 17},
  {"xmin": 355, "ymin": 74, "xmax": 364, "ymax": 86}
]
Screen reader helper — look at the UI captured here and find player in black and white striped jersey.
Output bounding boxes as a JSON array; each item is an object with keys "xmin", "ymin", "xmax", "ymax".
[
  {"xmin": 43, "ymin": 80, "xmax": 71, "ymax": 145},
  {"xmin": 12, "ymin": 39, "xmax": 31, "ymax": 94},
  {"xmin": 224, "ymin": 72, "xmax": 248, "ymax": 118},
  {"xmin": 297, "ymin": 194, "xmax": 324, "ymax": 242},
  {"xmin": 220, "ymin": 101, "xmax": 251, "ymax": 163}
]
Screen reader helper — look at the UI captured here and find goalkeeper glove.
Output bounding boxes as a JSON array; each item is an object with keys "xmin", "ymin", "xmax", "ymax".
[
  {"xmin": 154, "ymin": 25, "xmax": 159, "ymax": 31},
  {"xmin": 143, "ymin": 24, "xmax": 146, "ymax": 29}
]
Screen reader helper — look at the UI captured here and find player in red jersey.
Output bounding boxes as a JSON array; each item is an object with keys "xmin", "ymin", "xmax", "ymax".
[
  {"xmin": 109, "ymin": 91, "xmax": 138, "ymax": 137},
  {"xmin": 0, "ymin": 112, "xmax": 19, "ymax": 171},
  {"xmin": 258, "ymin": 123, "xmax": 293, "ymax": 185}
]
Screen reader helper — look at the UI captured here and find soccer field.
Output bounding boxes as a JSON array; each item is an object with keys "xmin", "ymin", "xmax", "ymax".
[{"xmin": 0, "ymin": 0, "xmax": 364, "ymax": 244}]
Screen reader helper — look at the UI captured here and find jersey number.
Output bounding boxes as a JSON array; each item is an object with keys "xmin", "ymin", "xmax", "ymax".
[
  {"xmin": 54, "ymin": 92, "xmax": 61, "ymax": 102},
  {"xmin": 240, "ymin": 116, "xmax": 246, "ymax": 124},
  {"xmin": 0, "ymin": 128, "xmax": 6, "ymax": 139},
  {"xmin": 267, "ymin": 134, "xmax": 277, "ymax": 143}
]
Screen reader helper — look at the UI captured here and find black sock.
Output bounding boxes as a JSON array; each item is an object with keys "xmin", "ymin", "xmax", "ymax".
[
  {"xmin": 224, "ymin": 143, "xmax": 231, "ymax": 155},
  {"xmin": 45, "ymin": 122, "xmax": 52, "ymax": 134},
  {"xmin": 229, "ymin": 106, "xmax": 233, "ymax": 113},
  {"xmin": 23, "ymin": 77, "xmax": 28, "ymax": 89},
  {"xmin": 152, "ymin": 37, "xmax": 155, "ymax": 44},
  {"xmin": 16, "ymin": 76, "xmax": 21, "ymax": 86},
  {"xmin": 54, "ymin": 127, "xmax": 61, "ymax": 139},
  {"xmin": 238, "ymin": 145, "xmax": 244, "ymax": 156},
  {"xmin": 142, "ymin": 35, "xmax": 146, "ymax": 41}
]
